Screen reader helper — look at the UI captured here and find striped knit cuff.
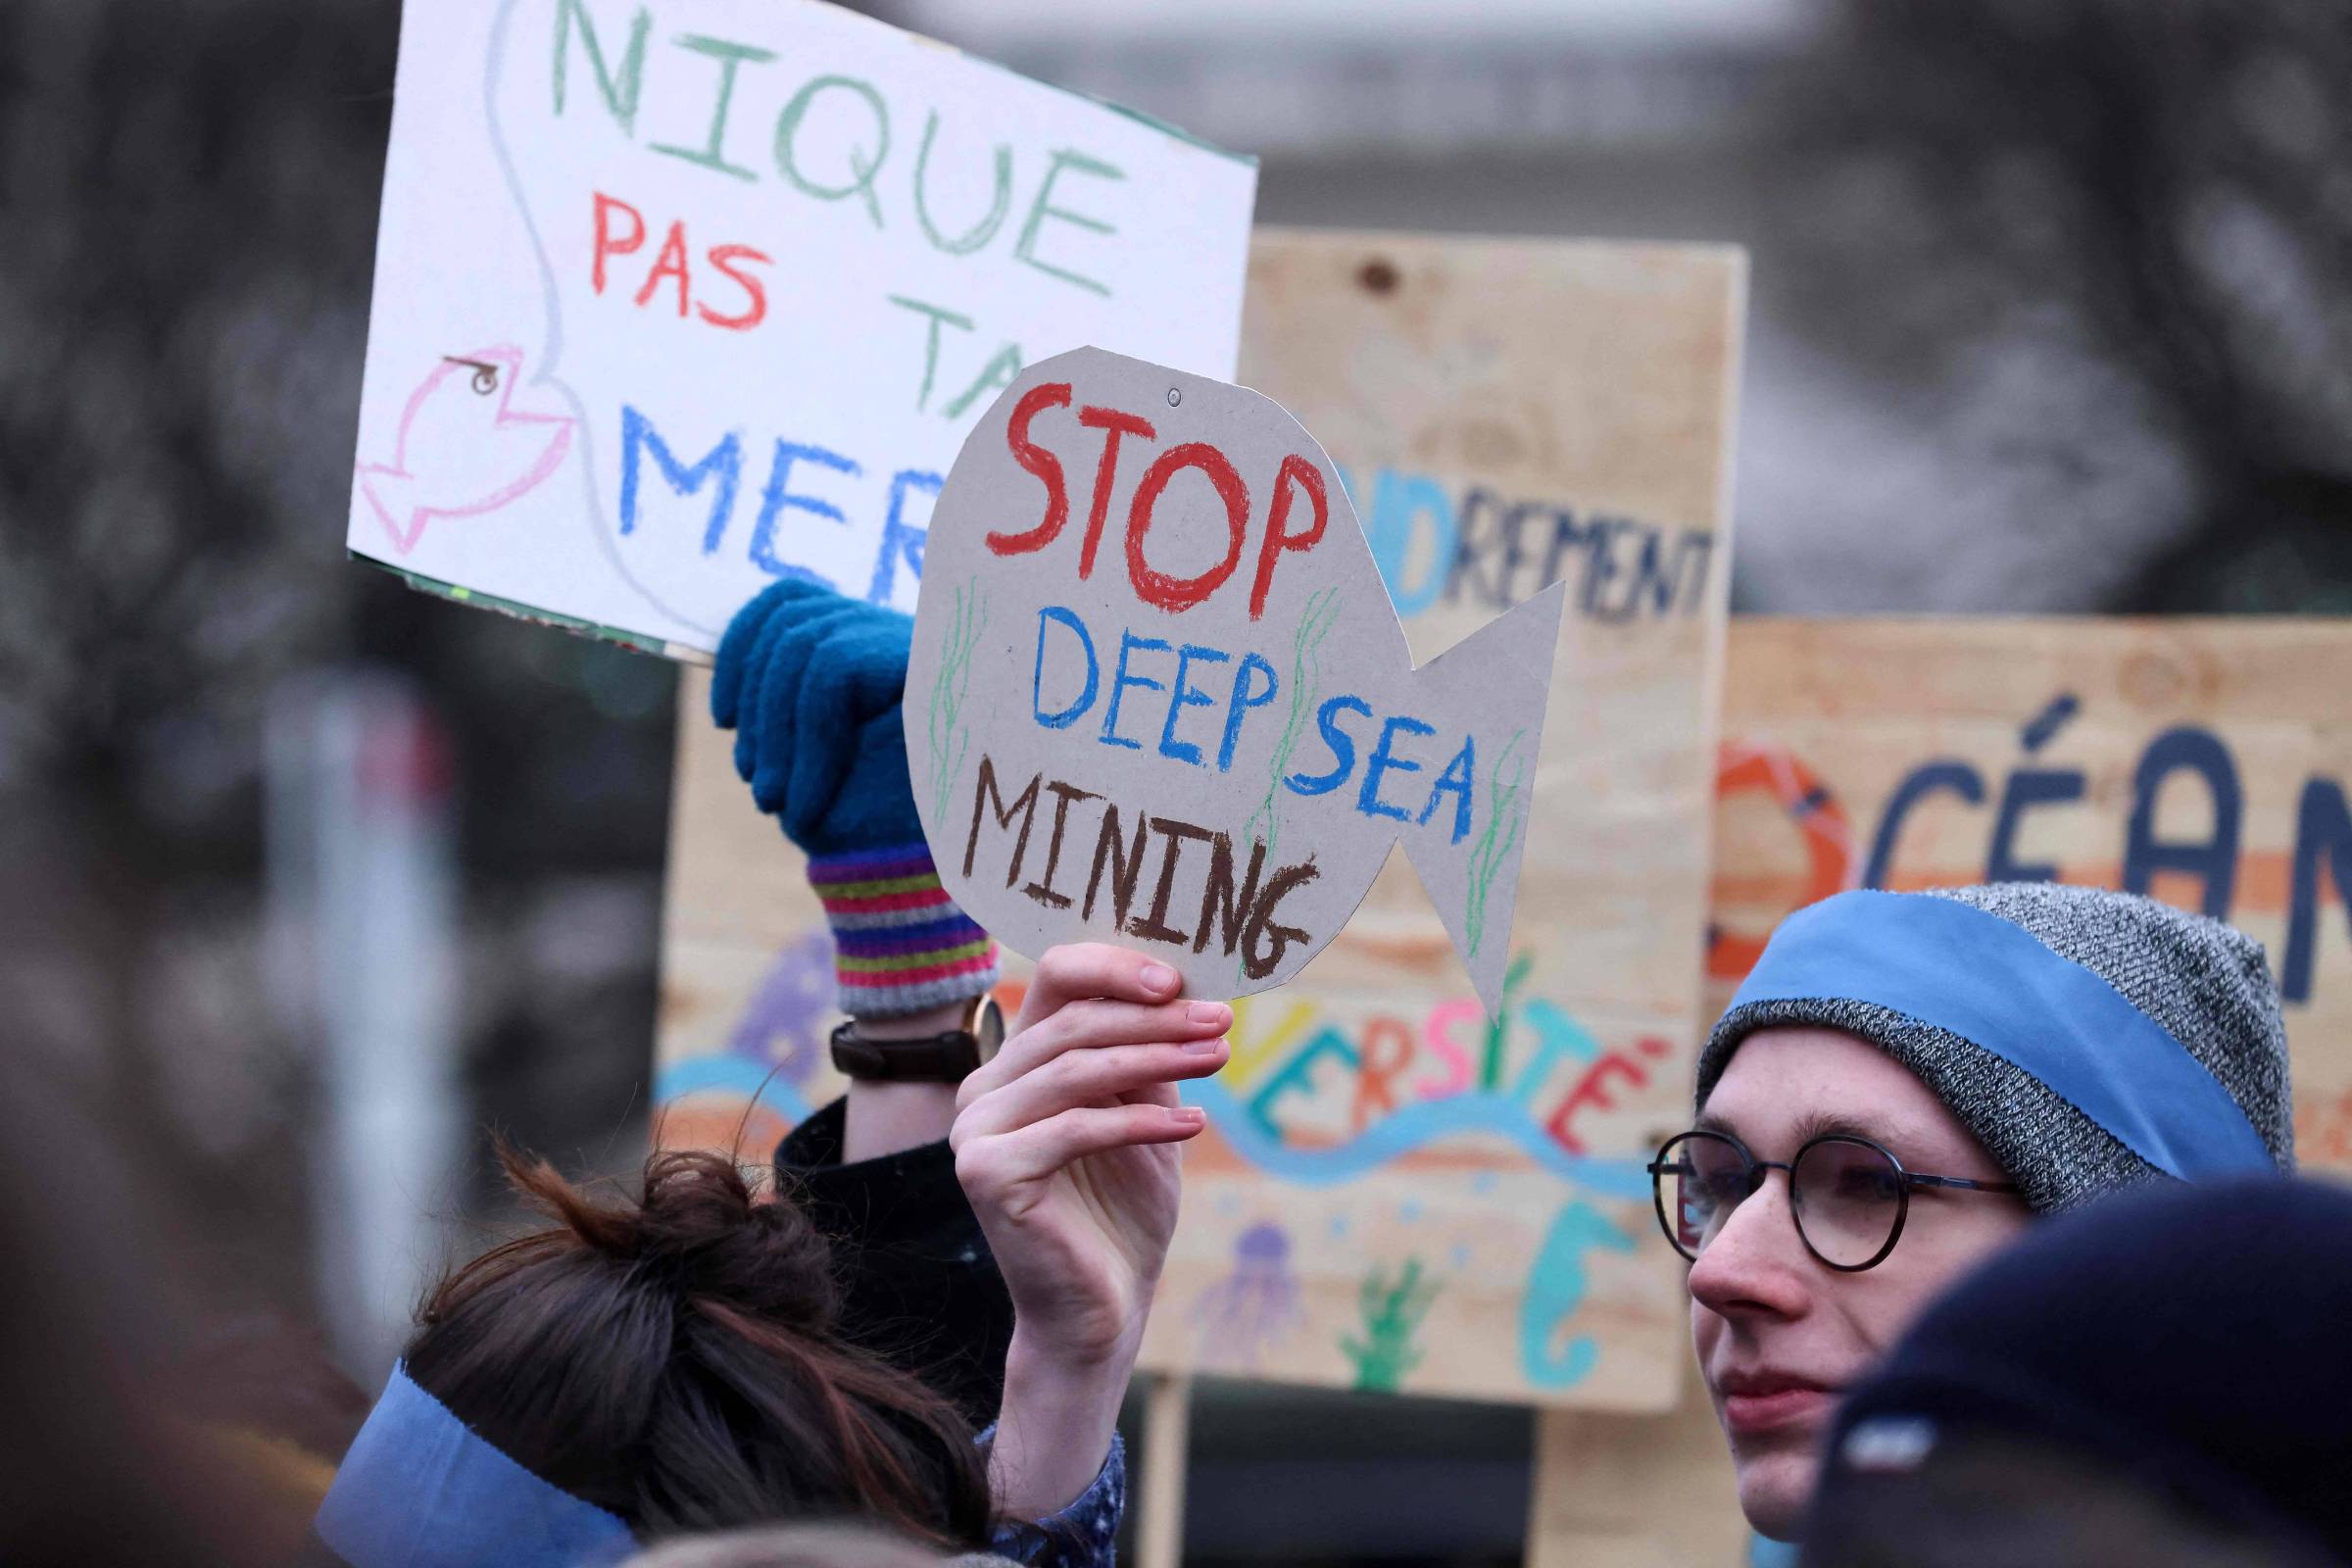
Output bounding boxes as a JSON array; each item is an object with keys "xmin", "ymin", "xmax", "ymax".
[{"xmin": 807, "ymin": 843, "xmax": 1002, "ymax": 1019}]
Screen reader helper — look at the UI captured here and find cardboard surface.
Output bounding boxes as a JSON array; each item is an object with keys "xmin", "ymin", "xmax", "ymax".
[
  {"xmin": 347, "ymin": 0, "xmax": 1254, "ymax": 654},
  {"xmin": 906, "ymin": 346, "xmax": 1566, "ymax": 1009},
  {"xmin": 658, "ymin": 229, "xmax": 1746, "ymax": 1408}
]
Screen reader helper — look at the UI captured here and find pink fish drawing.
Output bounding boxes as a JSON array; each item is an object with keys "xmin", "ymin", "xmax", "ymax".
[{"xmin": 356, "ymin": 344, "xmax": 573, "ymax": 555}]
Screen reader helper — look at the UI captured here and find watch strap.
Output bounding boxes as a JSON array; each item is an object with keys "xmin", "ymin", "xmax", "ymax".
[{"xmin": 829, "ymin": 1020, "xmax": 982, "ymax": 1083}]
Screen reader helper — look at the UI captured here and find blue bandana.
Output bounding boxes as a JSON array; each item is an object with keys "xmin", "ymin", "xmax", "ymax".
[
  {"xmin": 315, "ymin": 1364, "xmax": 635, "ymax": 1568},
  {"xmin": 1728, "ymin": 890, "xmax": 2272, "ymax": 1180}
]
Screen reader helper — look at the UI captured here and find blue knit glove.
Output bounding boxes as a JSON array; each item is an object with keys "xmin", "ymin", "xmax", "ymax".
[
  {"xmin": 712, "ymin": 579, "xmax": 919, "ymax": 857},
  {"xmin": 711, "ymin": 581, "xmax": 999, "ymax": 1018}
]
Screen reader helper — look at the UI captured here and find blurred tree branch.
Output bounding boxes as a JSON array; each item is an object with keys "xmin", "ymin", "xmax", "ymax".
[
  {"xmin": 0, "ymin": 2, "xmax": 386, "ymax": 787},
  {"xmin": 1774, "ymin": 0, "xmax": 2352, "ymax": 608}
]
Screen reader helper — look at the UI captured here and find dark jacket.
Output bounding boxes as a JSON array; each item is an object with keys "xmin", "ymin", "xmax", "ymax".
[{"xmin": 775, "ymin": 1100, "xmax": 1017, "ymax": 1429}]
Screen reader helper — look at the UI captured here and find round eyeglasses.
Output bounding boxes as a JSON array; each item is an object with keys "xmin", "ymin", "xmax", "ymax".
[{"xmin": 1647, "ymin": 1129, "xmax": 2022, "ymax": 1272}]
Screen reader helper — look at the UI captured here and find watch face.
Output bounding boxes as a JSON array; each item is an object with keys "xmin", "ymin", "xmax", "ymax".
[{"xmin": 972, "ymin": 995, "xmax": 1006, "ymax": 1063}]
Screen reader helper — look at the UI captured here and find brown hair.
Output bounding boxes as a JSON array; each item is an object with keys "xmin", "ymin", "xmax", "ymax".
[{"xmin": 402, "ymin": 1145, "xmax": 993, "ymax": 1549}]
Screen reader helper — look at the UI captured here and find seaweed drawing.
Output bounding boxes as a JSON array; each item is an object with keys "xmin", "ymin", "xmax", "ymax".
[
  {"xmin": 1463, "ymin": 727, "xmax": 1530, "ymax": 960},
  {"xmin": 926, "ymin": 580, "xmax": 987, "ymax": 822},
  {"xmin": 1246, "ymin": 584, "xmax": 1344, "ymax": 860},
  {"xmin": 1341, "ymin": 1255, "xmax": 1443, "ymax": 1394}
]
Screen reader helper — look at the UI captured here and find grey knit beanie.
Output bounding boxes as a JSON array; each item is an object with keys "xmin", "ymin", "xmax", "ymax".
[{"xmin": 1696, "ymin": 883, "xmax": 2294, "ymax": 1214}]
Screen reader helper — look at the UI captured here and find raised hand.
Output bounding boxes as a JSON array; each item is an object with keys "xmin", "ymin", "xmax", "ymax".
[
  {"xmin": 952, "ymin": 945, "xmax": 1231, "ymax": 1517},
  {"xmin": 710, "ymin": 578, "xmax": 918, "ymax": 858}
]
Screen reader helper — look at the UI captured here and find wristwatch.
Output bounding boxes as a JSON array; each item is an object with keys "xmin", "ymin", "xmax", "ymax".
[{"xmin": 828, "ymin": 993, "xmax": 1006, "ymax": 1083}]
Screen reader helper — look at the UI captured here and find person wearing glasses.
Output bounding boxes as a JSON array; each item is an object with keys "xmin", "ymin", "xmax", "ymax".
[{"xmin": 1647, "ymin": 882, "xmax": 2295, "ymax": 1543}]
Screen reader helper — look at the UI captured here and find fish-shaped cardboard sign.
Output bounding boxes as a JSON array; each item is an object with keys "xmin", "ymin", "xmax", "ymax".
[{"xmin": 907, "ymin": 347, "xmax": 1567, "ymax": 1012}]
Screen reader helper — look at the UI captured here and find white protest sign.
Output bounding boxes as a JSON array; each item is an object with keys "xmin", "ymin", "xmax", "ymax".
[
  {"xmin": 906, "ymin": 347, "xmax": 1568, "ymax": 1011},
  {"xmin": 347, "ymin": 0, "xmax": 1256, "ymax": 654}
]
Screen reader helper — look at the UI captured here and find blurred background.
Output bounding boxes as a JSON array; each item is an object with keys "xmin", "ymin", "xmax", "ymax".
[{"xmin": 2, "ymin": 0, "xmax": 2347, "ymax": 1561}]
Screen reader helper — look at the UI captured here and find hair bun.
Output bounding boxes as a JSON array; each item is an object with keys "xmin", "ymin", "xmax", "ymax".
[
  {"xmin": 501, "ymin": 1144, "xmax": 841, "ymax": 1332},
  {"xmin": 411, "ymin": 1139, "xmax": 991, "ymax": 1544}
]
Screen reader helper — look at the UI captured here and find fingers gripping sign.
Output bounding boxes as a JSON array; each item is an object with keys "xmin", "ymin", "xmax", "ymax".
[
  {"xmin": 953, "ymin": 944, "xmax": 1230, "ymax": 1365},
  {"xmin": 953, "ymin": 943, "xmax": 1229, "ymax": 1520},
  {"xmin": 1004, "ymin": 942, "xmax": 1187, "ymax": 1040}
]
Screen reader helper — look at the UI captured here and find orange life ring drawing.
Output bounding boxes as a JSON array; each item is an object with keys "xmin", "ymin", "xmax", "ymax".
[{"xmin": 1709, "ymin": 739, "xmax": 1855, "ymax": 981}]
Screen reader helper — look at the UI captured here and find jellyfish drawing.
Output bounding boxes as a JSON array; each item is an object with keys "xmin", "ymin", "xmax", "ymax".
[{"xmin": 1189, "ymin": 1221, "xmax": 1307, "ymax": 1372}]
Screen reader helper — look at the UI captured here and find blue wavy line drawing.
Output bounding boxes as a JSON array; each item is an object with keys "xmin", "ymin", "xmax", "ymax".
[
  {"xmin": 1182, "ymin": 1078, "xmax": 1650, "ymax": 1200},
  {"xmin": 654, "ymin": 1056, "xmax": 816, "ymax": 1126}
]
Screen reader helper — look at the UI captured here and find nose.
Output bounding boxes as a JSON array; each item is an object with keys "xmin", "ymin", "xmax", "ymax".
[{"xmin": 1687, "ymin": 1168, "xmax": 1811, "ymax": 1321}]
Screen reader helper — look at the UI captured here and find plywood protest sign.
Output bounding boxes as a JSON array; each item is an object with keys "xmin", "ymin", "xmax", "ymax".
[
  {"xmin": 1138, "ymin": 236, "xmax": 1742, "ymax": 1407},
  {"xmin": 347, "ymin": 0, "xmax": 1255, "ymax": 655},
  {"xmin": 906, "ymin": 346, "xmax": 1567, "ymax": 1010},
  {"xmin": 658, "ymin": 230, "xmax": 1745, "ymax": 1408},
  {"xmin": 1705, "ymin": 616, "xmax": 2352, "ymax": 1174}
]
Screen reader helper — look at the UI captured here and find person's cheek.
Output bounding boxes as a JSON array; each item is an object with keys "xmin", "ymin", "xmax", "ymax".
[
  {"xmin": 1872, "ymin": 1208, "xmax": 2028, "ymax": 1351},
  {"xmin": 1849, "ymin": 1255, "xmax": 1938, "ymax": 1367}
]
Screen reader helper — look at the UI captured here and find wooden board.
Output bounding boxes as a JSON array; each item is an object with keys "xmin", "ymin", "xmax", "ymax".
[
  {"xmin": 1528, "ymin": 1394, "xmax": 1748, "ymax": 1568},
  {"xmin": 1532, "ymin": 614, "xmax": 2352, "ymax": 1565},
  {"xmin": 1703, "ymin": 616, "xmax": 2352, "ymax": 1160},
  {"xmin": 655, "ymin": 227, "xmax": 1747, "ymax": 1410}
]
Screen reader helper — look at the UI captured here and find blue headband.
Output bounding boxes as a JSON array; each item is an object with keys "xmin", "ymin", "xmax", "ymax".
[
  {"xmin": 1728, "ymin": 891, "xmax": 2271, "ymax": 1180},
  {"xmin": 315, "ymin": 1364, "xmax": 635, "ymax": 1568}
]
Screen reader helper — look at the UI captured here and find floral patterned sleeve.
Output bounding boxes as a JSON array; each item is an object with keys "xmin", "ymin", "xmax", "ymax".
[{"xmin": 973, "ymin": 1429, "xmax": 1125, "ymax": 1568}]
